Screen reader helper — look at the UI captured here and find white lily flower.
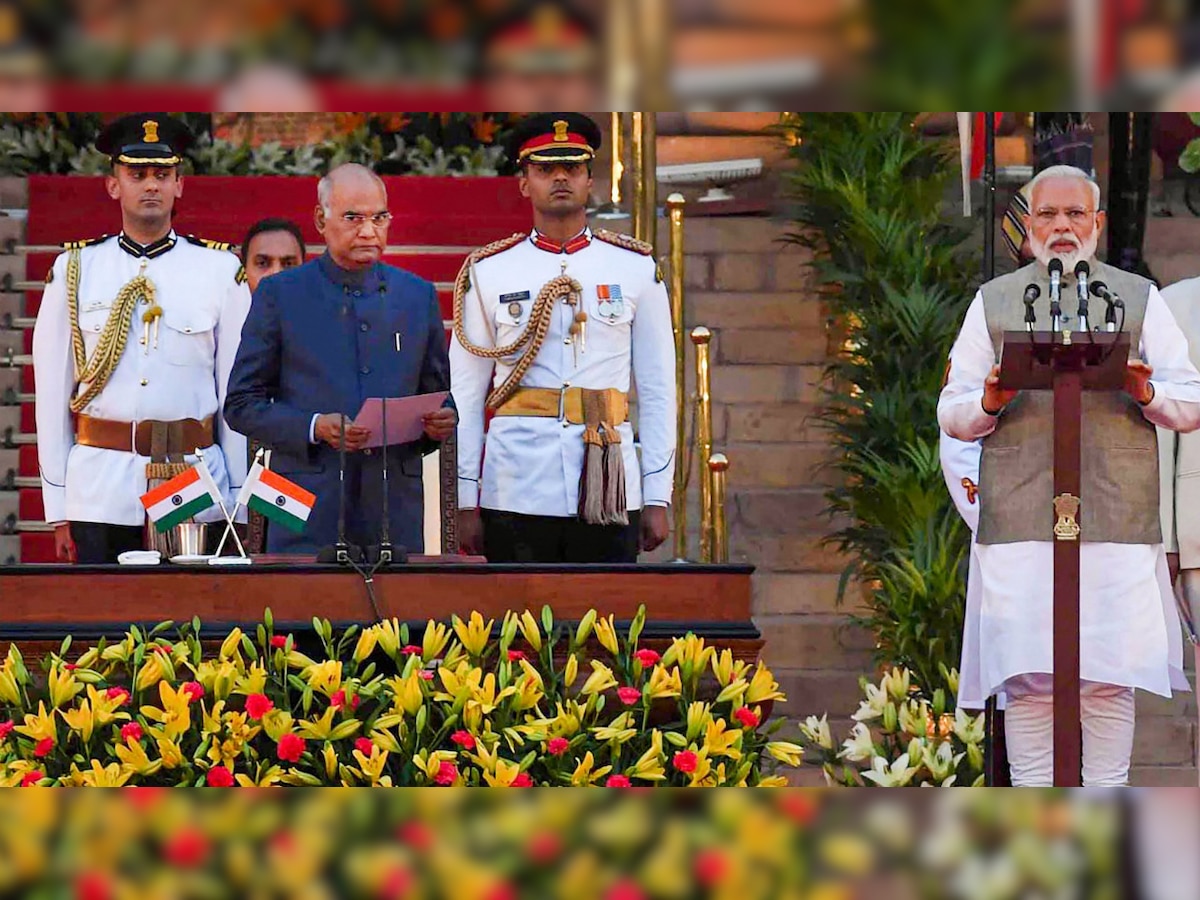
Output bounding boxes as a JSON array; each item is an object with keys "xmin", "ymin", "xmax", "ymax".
[
  {"xmin": 852, "ymin": 682, "xmax": 888, "ymax": 722},
  {"xmin": 953, "ymin": 707, "xmax": 986, "ymax": 745},
  {"xmin": 839, "ymin": 721, "xmax": 877, "ymax": 762},
  {"xmin": 860, "ymin": 752, "xmax": 916, "ymax": 787},
  {"xmin": 800, "ymin": 714, "xmax": 834, "ymax": 750}
]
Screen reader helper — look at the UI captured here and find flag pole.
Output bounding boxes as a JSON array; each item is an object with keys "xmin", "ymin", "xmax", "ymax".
[{"xmin": 196, "ymin": 448, "xmax": 249, "ymax": 561}]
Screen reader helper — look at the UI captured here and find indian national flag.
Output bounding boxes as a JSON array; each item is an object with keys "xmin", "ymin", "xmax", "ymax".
[
  {"xmin": 237, "ymin": 458, "xmax": 315, "ymax": 534},
  {"xmin": 140, "ymin": 462, "xmax": 221, "ymax": 533}
]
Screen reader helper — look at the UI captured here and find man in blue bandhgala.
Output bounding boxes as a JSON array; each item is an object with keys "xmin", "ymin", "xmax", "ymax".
[{"xmin": 225, "ymin": 164, "xmax": 456, "ymax": 555}]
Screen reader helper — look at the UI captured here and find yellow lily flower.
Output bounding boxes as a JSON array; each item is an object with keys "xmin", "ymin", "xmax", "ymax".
[
  {"xmin": 482, "ymin": 756, "xmax": 525, "ymax": 787},
  {"xmin": 322, "ymin": 743, "xmax": 339, "ymax": 780},
  {"xmin": 703, "ymin": 718, "xmax": 743, "ymax": 761},
  {"xmin": 154, "ymin": 735, "xmax": 185, "ymax": 768},
  {"xmin": 715, "ymin": 678, "xmax": 749, "ymax": 706},
  {"xmin": 663, "ymin": 633, "xmax": 715, "ymax": 672},
  {"xmin": 352, "ymin": 745, "xmax": 390, "ymax": 786},
  {"xmin": 593, "ymin": 614, "xmax": 620, "ymax": 656},
  {"xmin": 686, "ymin": 701, "xmax": 712, "ymax": 742},
  {"xmin": 296, "ymin": 707, "xmax": 339, "ymax": 742},
  {"xmin": 451, "ymin": 611, "xmax": 493, "ymax": 658},
  {"xmin": 193, "ymin": 659, "xmax": 238, "ymax": 701},
  {"xmin": 101, "ymin": 634, "xmax": 135, "ymax": 663},
  {"xmin": 711, "ymin": 648, "xmax": 750, "ymax": 686},
  {"xmin": 746, "ymin": 663, "xmax": 787, "ymax": 705},
  {"xmin": 517, "ymin": 609, "xmax": 542, "ymax": 652},
  {"xmin": 87, "ymin": 685, "xmax": 129, "ymax": 730},
  {"xmin": 302, "ymin": 660, "xmax": 343, "ymax": 697},
  {"xmin": 60, "ymin": 698, "xmax": 96, "ymax": 744},
  {"xmin": 757, "ymin": 776, "xmax": 791, "ymax": 788},
  {"xmin": 0, "ymin": 656, "xmax": 22, "ymax": 706},
  {"xmin": 644, "ymin": 665, "xmax": 682, "ymax": 700},
  {"xmin": 133, "ymin": 655, "xmax": 166, "ymax": 693},
  {"xmin": 511, "ymin": 669, "xmax": 544, "ymax": 713},
  {"xmin": 563, "ymin": 653, "xmax": 579, "ymax": 687},
  {"xmin": 422, "ymin": 620, "xmax": 451, "ymax": 660},
  {"xmin": 373, "ymin": 618, "xmax": 402, "ymax": 658},
  {"xmin": 626, "ymin": 731, "xmax": 667, "ymax": 782},
  {"xmin": 415, "ymin": 749, "xmax": 457, "ymax": 780},
  {"xmin": 219, "ymin": 627, "xmax": 245, "ymax": 660},
  {"xmin": 233, "ymin": 662, "xmax": 268, "ymax": 697},
  {"xmin": 369, "ymin": 728, "xmax": 401, "ymax": 754},
  {"xmin": 570, "ymin": 751, "xmax": 612, "ymax": 786},
  {"xmin": 201, "ymin": 700, "xmax": 226, "ymax": 736},
  {"xmin": 16, "ymin": 701, "xmax": 56, "ymax": 743},
  {"xmin": 591, "ymin": 712, "xmax": 637, "ymax": 744},
  {"xmin": 285, "ymin": 649, "xmax": 318, "ymax": 670},
  {"xmin": 574, "ymin": 609, "xmax": 597, "ymax": 646},
  {"xmin": 47, "ymin": 663, "xmax": 83, "ymax": 709},
  {"xmin": 114, "ymin": 738, "xmax": 162, "ymax": 778},
  {"xmin": 579, "ymin": 661, "xmax": 618, "ymax": 697},
  {"xmin": 352, "ymin": 628, "xmax": 378, "ymax": 663},
  {"xmin": 77, "ymin": 759, "xmax": 130, "ymax": 787},
  {"xmin": 138, "ymin": 681, "xmax": 192, "ymax": 741},
  {"xmin": 235, "ymin": 766, "xmax": 284, "ymax": 787},
  {"xmin": 684, "ymin": 749, "xmax": 713, "ymax": 787},
  {"xmin": 765, "ymin": 741, "xmax": 804, "ymax": 768},
  {"xmin": 259, "ymin": 709, "xmax": 294, "ymax": 742},
  {"xmin": 388, "ymin": 671, "xmax": 426, "ymax": 717}
]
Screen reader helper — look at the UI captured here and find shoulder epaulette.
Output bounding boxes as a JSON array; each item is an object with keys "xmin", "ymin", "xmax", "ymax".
[
  {"xmin": 594, "ymin": 230, "xmax": 653, "ymax": 256},
  {"xmin": 185, "ymin": 234, "xmax": 235, "ymax": 253},
  {"xmin": 62, "ymin": 234, "xmax": 113, "ymax": 250},
  {"xmin": 470, "ymin": 232, "xmax": 527, "ymax": 265}
]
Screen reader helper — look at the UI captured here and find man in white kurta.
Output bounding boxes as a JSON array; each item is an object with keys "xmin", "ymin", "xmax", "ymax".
[
  {"xmin": 451, "ymin": 112, "xmax": 675, "ymax": 563},
  {"xmin": 938, "ymin": 165, "xmax": 1200, "ymax": 785},
  {"xmin": 33, "ymin": 114, "xmax": 249, "ymax": 564}
]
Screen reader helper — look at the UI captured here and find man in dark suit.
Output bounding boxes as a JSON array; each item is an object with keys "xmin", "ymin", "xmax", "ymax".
[{"xmin": 225, "ymin": 164, "xmax": 456, "ymax": 555}]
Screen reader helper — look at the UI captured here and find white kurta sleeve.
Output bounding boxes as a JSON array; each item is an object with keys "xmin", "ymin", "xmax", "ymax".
[
  {"xmin": 631, "ymin": 260, "xmax": 677, "ymax": 507},
  {"xmin": 937, "ymin": 292, "xmax": 1002, "ymax": 442},
  {"xmin": 1136, "ymin": 285, "xmax": 1200, "ymax": 433},
  {"xmin": 31, "ymin": 253, "xmax": 73, "ymax": 524},
  {"xmin": 215, "ymin": 272, "xmax": 252, "ymax": 518},
  {"xmin": 450, "ymin": 260, "xmax": 496, "ymax": 509}
]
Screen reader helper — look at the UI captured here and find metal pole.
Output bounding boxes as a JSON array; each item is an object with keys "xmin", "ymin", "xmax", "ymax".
[
  {"xmin": 708, "ymin": 453, "xmax": 729, "ymax": 564},
  {"xmin": 631, "ymin": 112, "xmax": 644, "ymax": 243},
  {"xmin": 667, "ymin": 193, "xmax": 688, "ymax": 560},
  {"xmin": 640, "ymin": 113, "xmax": 658, "ymax": 254},
  {"xmin": 692, "ymin": 326, "xmax": 713, "ymax": 562},
  {"xmin": 610, "ymin": 112, "xmax": 624, "ymax": 207},
  {"xmin": 983, "ymin": 112, "xmax": 997, "ymax": 281}
]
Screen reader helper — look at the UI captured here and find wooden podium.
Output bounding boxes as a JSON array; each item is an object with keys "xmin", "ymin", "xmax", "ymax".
[{"xmin": 997, "ymin": 329, "xmax": 1131, "ymax": 786}]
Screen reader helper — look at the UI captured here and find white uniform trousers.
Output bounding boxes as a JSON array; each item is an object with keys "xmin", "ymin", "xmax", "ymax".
[{"xmin": 1003, "ymin": 673, "xmax": 1135, "ymax": 786}]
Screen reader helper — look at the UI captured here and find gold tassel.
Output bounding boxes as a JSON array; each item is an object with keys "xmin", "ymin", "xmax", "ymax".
[
  {"xmin": 579, "ymin": 425, "xmax": 606, "ymax": 525},
  {"xmin": 601, "ymin": 422, "xmax": 628, "ymax": 526}
]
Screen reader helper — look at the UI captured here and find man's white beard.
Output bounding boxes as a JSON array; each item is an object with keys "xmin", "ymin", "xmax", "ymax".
[{"xmin": 1031, "ymin": 229, "xmax": 1098, "ymax": 272}]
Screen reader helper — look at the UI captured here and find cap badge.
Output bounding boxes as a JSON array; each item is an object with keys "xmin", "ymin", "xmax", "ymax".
[
  {"xmin": 553, "ymin": 120, "xmax": 569, "ymax": 142},
  {"xmin": 142, "ymin": 120, "xmax": 159, "ymax": 143}
]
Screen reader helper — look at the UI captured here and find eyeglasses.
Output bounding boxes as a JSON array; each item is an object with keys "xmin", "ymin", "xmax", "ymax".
[
  {"xmin": 339, "ymin": 212, "xmax": 393, "ymax": 229},
  {"xmin": 1033, "ymin": 207, "xmax": 1093, "ymax": 224}
]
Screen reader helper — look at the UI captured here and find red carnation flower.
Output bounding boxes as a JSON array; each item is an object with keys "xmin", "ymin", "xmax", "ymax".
[
  {"xmin": 633, "ymin": 649, "xmax": 660, "ymax": 667},
  {"xmin": 64, "ymin": 663, "xmax": 78, "ymax": 671},
  {"xmin": 0, "ymin": 721, "xmax": 13, "ymax": 741},
  {"xmin": 617, "ymin": 686, "xmax": 642, "ymax": 706},
  {"xmin": 120, "ymin": 722, "xmax": 143, "ymax": 744},
  {"xmin": 355, "ymin": 737, "xmax": 374, "ymax": 756},
  {"xmin": 417, "ymin": 670, "xmax": 434, "ymax": 680},
  {"xmin": 34, "ymin": 737, "xmax": 54, "ymax": 757},
  {"xmin": 379, "ymin": 866, "xmax": 414, "ymax": 899},
  {"xmin": 604, "ymin": 880, "xmax": 646, "ymax": 900},
  {"xmin": 151, "ymin": 645, "xmax": 170, "ymax": 655},
  {"xmin": 350, "ymin": 694, "xmax": 360, "ymax": 710},
  {"xmin": 277, "ymin": 733, "xmax": 305, "ymax": 763},
  {"xmin": 526, "ymin": 831, "xmax": 561, "ymax": 863},
  {"xmin": 270, "ymin": 635, "xmax": 288, "ymax": 648},
  {"xmin": 506, "ymin": 649, "xmax": 525, "ymax": 661},
  {"xmin": 20, "ymin": 770, "xmax": 43, "ymax": 787},
  {"xmin": 163, "ymin": 828, "xmax": 209, "ymax": 867},
  {"xmin": 694, "ymin": 849, "xmax": 728, "ymax": 886},
  {"xmin": 206, "ymin": 766, "xmax": 234, "ymax": 788},
  {"xmin": 734, "ymin": 706, "xmax": 761, "ymax": 729},
  {"xmin": 484, "ymin": 883, "xmax": 516, "ymax": 900},
  {"xmin": 244, "ymin": 693, "xmax": 274, "ymax": 720},
  {"xmin": 511, "ymin": 772, "xmax": 533, "ymax": 787},
  {"xmin": 105, "ymin": 686, "xmax": 130, "ymax": 705},
  {"xmin": 606, "ymin": 774, "xmax": 632, "ymax": 788},
  {"xmin": 74, "ymin": 872, "xmax": 112, "ymax": 900},
  {"xmin": 395, "ymin": 820, "xmax": 434, "ymax": 850},
  {"xmin": 401, "ymin": 645, "xmax": 423, "ymax": 656},
  {"xmin": 433, "ymin": 761, "xmax": 457, "ymax": 786},
  {"xmin": 329, "ymin": 689, "xmax": 347, "ymax": 710},
  {"xmin": 451, "ymin": 730, "xmax": 475, "ymax": 750},
  {"xmin": 181, "ymin": 681, "xmax": 205, "ymax": 703},
  {"xmin": 672, "ymin": 750, "xmax": 698, "ymax": 773},
  {"xmin": 546, "ymin": 736, "xmax": 569, "ymax": 756}
]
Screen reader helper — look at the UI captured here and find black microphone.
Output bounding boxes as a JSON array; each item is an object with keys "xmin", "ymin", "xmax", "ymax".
[
  {"xmin": 1074, "ymin": 260, "xmax": 1090, "ymax": 331},
  {"xmin": 365, "ymin": 280, "xmax": 406, "ymax": 569},
  {"xmin": 1023, "ymin": 283, "xmax": 1040, "ymax": 332},
  {"xmin": 1047, "ymin": 258, "xmax": 1063, "ymax": 331},
  {"xmin": 1090, "ymin": 281, "xmax": 1124, "ymax": 333},
  {"xmin": 316, "ymin": 414, "xmax": 363, "ymax": 564}
]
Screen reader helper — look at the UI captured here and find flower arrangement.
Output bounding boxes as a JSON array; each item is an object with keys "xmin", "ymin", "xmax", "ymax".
[
  {"xmin": 0, "ymin": 607, "xmax": 801, "ymax": 787},
  {"xmin": 794, "ymin": 667, "xmax": 987, "ymax": 787}
]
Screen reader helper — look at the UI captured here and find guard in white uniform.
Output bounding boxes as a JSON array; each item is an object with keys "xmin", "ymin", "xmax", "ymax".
[
  {"xmin": 451, "ymin": 112, "xmax": 676, "ymax": 562},
  {"xmin": 32, "ymin": 114, "xmax": 250, "ymax": 564},
  {"xmin": 938, "ymin": 165, "xmax": 1200, "ymax": 785}
]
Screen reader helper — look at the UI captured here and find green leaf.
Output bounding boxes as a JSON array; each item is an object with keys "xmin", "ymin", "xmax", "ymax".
[{"xmin": 1181, "ymin": 138, "xmax": 1200, "ymax": 174}]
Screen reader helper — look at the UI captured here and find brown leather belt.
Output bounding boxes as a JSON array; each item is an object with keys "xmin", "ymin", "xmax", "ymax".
[
  {"xmin": 493, "ymin": 387, "xmax": 628, "ymax": 426},
  {"xmin": 75, "ymin": 414, "xmax": 215, "ymax": 457}
]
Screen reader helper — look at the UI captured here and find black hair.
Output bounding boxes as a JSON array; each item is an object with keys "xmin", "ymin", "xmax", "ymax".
[{"xmin": 241, "ymin": 218, "xmax": 306, "ymax": 263}]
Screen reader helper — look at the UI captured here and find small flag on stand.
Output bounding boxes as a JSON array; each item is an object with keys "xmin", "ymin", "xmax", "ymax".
[
  {"xmin": 237, "ymin": 458, "xmax": 315, "ymax": 534},
  {"xmin": 140, "ymin": 463, "xmax": 221, "ymax": 533}
]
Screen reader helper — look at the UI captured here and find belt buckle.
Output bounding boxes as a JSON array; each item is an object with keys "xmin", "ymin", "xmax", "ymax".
[{"xmin": 557, "ymin": 385, "xmax": 567, "ymax": 422}]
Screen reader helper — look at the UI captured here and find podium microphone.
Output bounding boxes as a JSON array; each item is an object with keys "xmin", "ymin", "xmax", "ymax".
[
  {"xmin": 1047, "ymin": 258, "xmax": 1063, "ymax": 332},
  {"xmin": 1022, "ymin": 283, "xmax": 1040, "ymax": 332},
  {"xmin": 316, "ymin": 415, "xmax": 363, "ymax": 565},
  {"xmin": 365, "ymin": 281, "xmax": 406, "ymax": 573},
  {"xmin": 1074, "ymin": 260, "xmax": 1090, "ymax": 331},
  {"xmin": 1090, "ymin": 281, "xmax": 1124, "ymax": 333}
]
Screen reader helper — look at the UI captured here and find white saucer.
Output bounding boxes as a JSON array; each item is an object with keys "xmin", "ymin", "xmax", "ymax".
[
  {"xmin": 208, "ymin": 556, "xmax": 252, "ymax": 566},
  {"xmin": 170, "ymin": 554, "xmax": 214, "ymax": 565}
]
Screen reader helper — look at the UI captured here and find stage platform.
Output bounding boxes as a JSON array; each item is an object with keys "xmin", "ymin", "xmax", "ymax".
[{"xmin": 0, "ymin": 561, "xmax": 761, "ymax": 658}]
